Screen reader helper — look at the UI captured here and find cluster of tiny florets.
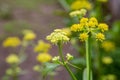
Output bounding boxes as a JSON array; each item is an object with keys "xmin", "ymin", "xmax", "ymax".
[
  {"xmin": 46, "ymin": 29, "xmax": 69, "ymax": 44},
  {"xmin": 70, "ymin": 17, "xmax": 108, "ymax": 42}
]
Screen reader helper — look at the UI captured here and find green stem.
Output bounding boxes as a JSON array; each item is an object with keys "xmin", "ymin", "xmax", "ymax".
[
  {"xmin": 58, "ymin": 42, "xmax": 77, "ymax": 80},
  {"xmin": 67, "ymin": 62, "xmax": 81, "ymax": 70},
  {"xmin": 85, "ymin": 37, "xmax": 91, "ymax": 80}
]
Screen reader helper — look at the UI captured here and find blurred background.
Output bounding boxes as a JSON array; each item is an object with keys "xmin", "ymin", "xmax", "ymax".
[{"xmin": 0, "ymin": 0, "xmax": 120, "ymax": 80}]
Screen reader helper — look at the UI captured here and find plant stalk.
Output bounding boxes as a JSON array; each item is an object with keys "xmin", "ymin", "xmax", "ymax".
[
  {"xmin": 58, "ymin": 42, "xmax": 77, "ymax": 80},
  {"xmin": 85, "ymin": 37, "xmax": 92, "ymax": 80}
]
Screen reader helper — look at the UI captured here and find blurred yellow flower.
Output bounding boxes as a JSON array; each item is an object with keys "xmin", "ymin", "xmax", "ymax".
[
  {"xmin": 6, "ymin": 54, "xmax": 19, "ymax": 64},
  {"xmin": 37, "ymin": 53, "xmax": 52, "ymax": 63},
  {"xmin": 33, "ymin": 65, "xmax": 40, "ymax": 71},
  {"xmin": 69, "ymin": 9, "xmax": 87, "ymax": 17},
  {"xmin": 34, "ymin": 40, "xmax": 51, "ymax": 53},
  {"xmin": 71, "ymin": 0, "xmax": 92, "ymax": 10},
  {"xmin": 3, "ymin": 37, "xmax": 21, "ymax": 47},
  {"xmin": 62, "ymin": 28, "xmax": 71, "ymax": 36},
  {"xmin": 46, "ymin": 29, "xmax": 69, "ymax": 44},
  {"xmin": 96, "ymin": 33, "xmax": 105, "ymax": 42},
  {"xmin": 98, "ymin": 23, "xmax": 109, "ymax": 32},
  {"xmin": 23, "ymin": 30, "xmax": 36, "ymax": 40},
  {"xmin": 102, "ymin": 56, "xmax": 113, "ymax": 64},
  {"xmin": 97, "ymin": 0, "xmax": 108, "ymax": 3},
  {"xmin": 80, "ymin": 17, "xmax": 88, "ymax": 23},
  {"xmin": 79, "ymin": 33, "xmax": 89, "ymax": 41},
  {"xmin": 101, "ymin": 74, "xmax": 116, "ymax": 80},
  {"xmin": 102, "ymin": 41, "xmax": 115, "ymax": 52}
]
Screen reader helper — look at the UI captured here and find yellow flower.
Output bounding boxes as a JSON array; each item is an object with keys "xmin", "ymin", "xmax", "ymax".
[
  {"xmin": 46, "ymin": 29, "xmax": 69, "ymax": 44},
  {"xmin": 79, "ymin": 33, "xmax": 89, "ymax": 41},
  {"xmin": 98, "ymin": 23, "xmax": 109, "ymax": 32},
  {"xmin": 69, "ymin": 9, "xmax": 87, "ymax": 17},
  {"xmin": 88, "ymin": 17, "xmax": 98, "ymax": 27},
  {"xmin": 70, "ymin": 0, "xmax": 92, "ymax": 10},
  {"xmin": 102, "ymin": 56, "xmax": 113, "ymax": 64},
  {"xmin": 96, "ymin": 33, "xmax": 105, "ymax": 42},
  {"xmin": 97, "ymin": 0, "xmax": 108, "ymax": 3},
  {"xmin": 3, "ymin": 37, "xmax": 21, "ymax": 47},
  {"xmin": 37, "ymin": 53, "xmax": 52, "ymax": 63},
  {"xmin": 102, "ymin": 41, "xmax": 115, "ymax": 52},
  {"xmin": 34, "ymin": 40, "xmax": 51, "ymax": 53},
  {"xmin": 23, "ymin": 30, "xmax": 36, "ymax": 40},
  {"xmin": 71, "ymin": 24, "xmax": 84, "ymax": 32},
  {"xmin": 6, "ymin": 54, "xmax": 19, "ymax": 64},
  {"xmin": 80, "ymin": 17, "xmax": 88, "ymax": 23},
  {"xmin": 62, "ymin": 28, "xmax": 71, "ymax": 36}
]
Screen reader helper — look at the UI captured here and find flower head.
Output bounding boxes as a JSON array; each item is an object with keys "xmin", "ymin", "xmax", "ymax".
[
  {"xmin": 66, "ymin": 53, "xmax": 73, "ymax": 61},
  {"xmin": 98, "ymin": 23, "xmax": 108, "ymax": 32},
  {"xmin": 6, "ymin": 54, "xmax": 19, "ymax": 64},
  {"xmin": 52, "ymin": 56, "xmax": 60, "ymax": 63},
  {"xmin": 37, "ymin": 53, "xmax": 52, "ymax": 63},
  {"xmin": 34, "ymin": 40, "xmax": 51, "ymax": 53},
  {"xmin": 70, "ymin": 0, "xmax": 92, "ymax": 10},
  {"xmin": 3, "ymin": 37, "xmax": 21, "ymax": 47},
  {"xmin": 46, "ymin": 29, "xmax": 69, "ymax": 44},
  {"xmin": 71, "ymin": 24, "xmax": 84, "ymax": 32},
  {"xmin": 69, "ymin": 9, "xmax": 87, "ymax": 17},
  {"xmin": 79, "ymin": 33, "xmax": 89, "ymax": 41},
  {"xmin": 23, "ymin": 30, "xmax": 36, "ymax": 40},
  {"xmin": 96, "ymin": 33, "xmax": 105, "ymax": 42},
  {"xmin": 88, "ymin": 17, "xmax": 98, "ymax": 27}
]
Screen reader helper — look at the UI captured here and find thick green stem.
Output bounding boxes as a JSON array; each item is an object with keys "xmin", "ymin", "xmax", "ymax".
[
  {"xmin": 85, "ymin": 37, "xmax": 91, "ymax": 80},
  {"xmin": 58, "ymin": 42, "xmax": 77, "ymax": 80}
]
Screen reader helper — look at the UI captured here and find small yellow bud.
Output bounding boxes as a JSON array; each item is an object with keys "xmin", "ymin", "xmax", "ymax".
[
  {"xmin": 66, "ymin": 53, "xmax": 73, "ymax": 61},
  {"xmin": 96, "ymin": 33, "xmax": 105, "ymax": 42},
  {"xmin": 52, "ymin": 56, "xmax": 60, "ymax": 63},
  {"xmin": 79, "ymin": 33, "xmax": 89, "ymax": 41}
]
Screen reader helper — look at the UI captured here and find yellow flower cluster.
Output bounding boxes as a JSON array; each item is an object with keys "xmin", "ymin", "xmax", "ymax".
[
  {"xmin": 96, "ymin": 33, "xmax": 105, "ymax": 42},
  {"xmin": 46, "ymin": 29, "xmax": 69, "ymax": 44},
  {"xmin": 98, "ymin": 23, "xmax": 108, "ymax": 32},
  {"xmin": 102, "ymin": 41, "xmax": 115, "ymax": 52},
  {"xmin": 70, "ymin": 17, "xmax": 108, "ymax": 42},
  {"xmin": 34, "ymin": 40, "xmax": 51, "ymax": 53},
  {"xmin": 3, "ymin": 37, "xmax": 21, "ymax": 47},
  {"xmin": 23, "ymin": 30, "xmax": 36, "ymax": 40},
  {"xmin": 70, "ymin": 0, "xmax": 92, "ymax": 10},
  {"xmin": 69, "ymin": 9, "xmax": 87, "ymax": 17},
  {"xmin": 71, "ymin": 24, "xmax": 84, "ymax": 32},
  {"xmin": 6, "ymin": 54, "xmax": 19, "ymax": 64},
  {"xmin": 79, "ymin": 33, "xmax": 89, "ymax": 41},
  {"xmin": 37, "ymin": 53, "xmax": 52, "ymax": 63}
]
